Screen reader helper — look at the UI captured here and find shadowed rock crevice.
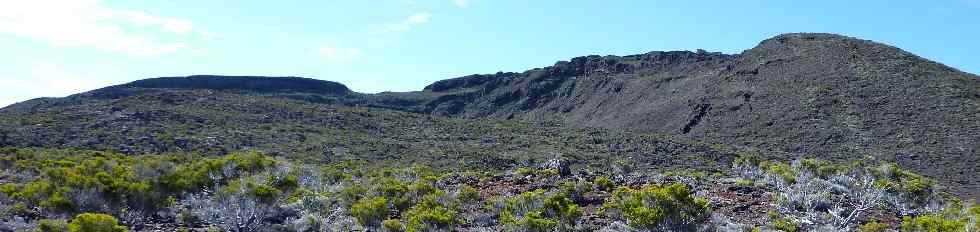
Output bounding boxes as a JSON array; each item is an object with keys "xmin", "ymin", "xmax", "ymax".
[{"xmin": 682, "ymin": 103, "xmax": 711, "ymax": 134}]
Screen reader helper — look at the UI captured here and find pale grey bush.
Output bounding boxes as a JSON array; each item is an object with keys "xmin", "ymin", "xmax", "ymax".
[
  {"xmin": 598, "ymin": 221, "xmax": 635, "ymax": 232},
  {"xmin": 825, "ymin": 174, "xmax": 885, "ymax": 230},
  {"xmin": 184, "ymin": 175, "xmax": 274, "ymax": 232},
  {"xmin": 706, "ymin": 213, "xmax": 752, "ymax": 232},
  {"xmin": 774, "ymin": 170, "xmax": 833, "ymax": 224},
  {"xmin": 0, "ymin": 194, "xmax": 15, "ymax": 221},
  {"xmin": 737, "ymin": 159, "xmax": 890, "ymax": 230},
  {"xmin": 69, "ymin": 188, "xmax": 108, "ymax": 213},
  {"xmin": 0, "ymin": 215, "xmax": 36, "ymax": 232}
]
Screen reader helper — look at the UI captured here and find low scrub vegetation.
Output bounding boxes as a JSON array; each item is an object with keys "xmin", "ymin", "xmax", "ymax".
[
  {"xmin": 0, "ymin": 148, "xmax": 975, "ymax": 231},
  {"xmin": 602, "ymin": 183, "xmax": 710, "ymax": 230},
  {"xmin": 489, "ymin": 189, "xmax": 582, "ymax": 231}
]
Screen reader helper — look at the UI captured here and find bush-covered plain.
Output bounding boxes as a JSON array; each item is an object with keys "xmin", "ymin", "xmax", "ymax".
[{"xmin": 0, "ymin": 148, "xmax": 977, "ymax": 231}]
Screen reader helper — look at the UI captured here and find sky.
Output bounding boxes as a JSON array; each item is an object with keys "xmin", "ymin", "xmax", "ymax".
[{"xmin": 1, "ymin": 0, "xmax": 978, "ymax": 107}]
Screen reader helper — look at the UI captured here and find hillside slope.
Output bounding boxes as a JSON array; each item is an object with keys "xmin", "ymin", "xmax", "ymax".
[
  {"xmin": 1, "ymin": 33, "xmax": 976, "ymax": 198},
  {"xmin": 0, "ymin": 87, "xmax": 738, "ymax": 174},
  {"xmin": 372, "ymin": 33, "xmax": 980, "ymax": 198}
]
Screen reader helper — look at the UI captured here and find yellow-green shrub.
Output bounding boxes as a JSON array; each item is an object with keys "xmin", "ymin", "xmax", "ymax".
[
  {"xmin": 351, "ymin": 196, "xmax": 389, "ymax": 227},
  {"xmin": 504, "ymin": 211, "xmax": 555, "ymax": 232},
  {"xmin": 542, "ymin": 192, "xmax": 581, "ymax": 224},
  {"xmin": 594, "ymin": 176, "xmax": 615, "ymax": 191},
  {"xmin": 735, "ymin": 178, "xmax": 754, "ymax": 187},
  {"xmin": 498, "ymin": 190, "xmax": 581, "ymax": 232},
  {"xmin": 761, "ymin": 161, "xmax": 796, "ymax": 184},
  {"xmin": 37, "ymin": 219, "xmax": 69, "ymax": 232},
  {"xmin": 248, "ymin": 183, "xmax": 281, "ymax": 203},
  {"xmin": 772, "ymin": 218, "xmax": 798, "ymax": 232},
  {"xmin": 901, "ymin": 214, "xmax": 965, "ymax": 232},
  {"xmin": 516, "ymin": 167, "xmax": 535, "ymax": 176},
  {"xmin": 340, "ymin": 183, "xmax": 368, "ymax": 207},
  {"xmin": 456, "ymin": 184, "xmax": 480, "ymax": 203},
  {"xmin": 603, "ymin": 183, "xmax": 710, "ymax": 229},
  {"xmin": 382, "ymin": 219, "xmax": 404, "ymax": 232},
  {"xmin": 403, "ymin": 193, "xmax": 457, "ymax": 232},
  {"xmin": 68, "ymin": 213, "xmax": 128, "ymax": 232},
  {"xmin": 874, "ymin": 163, "xmax": 935, "ymax": 199},
  {"xmin": 858, "ymin": 220, "xmax": 890, "ymax": 232},
  {"xmin": 900, "ymin": 203, "xmax": 979, "ymax": 232}
]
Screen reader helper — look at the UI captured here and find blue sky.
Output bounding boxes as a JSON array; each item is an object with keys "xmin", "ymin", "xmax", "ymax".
[{"xmin": 1, "ymin": 0, "xmax": 978, "ymax": 107}]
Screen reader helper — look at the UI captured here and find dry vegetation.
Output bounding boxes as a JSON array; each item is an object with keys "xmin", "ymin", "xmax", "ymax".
[{"xmin": 1, "ymin": 148, "xmax": 976, "ymax": 231}]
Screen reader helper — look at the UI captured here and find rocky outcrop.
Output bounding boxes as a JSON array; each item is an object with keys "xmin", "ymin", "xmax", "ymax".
[{"xmin": 93, "ymin": 75, "xmax": 353, "ymax": 98}]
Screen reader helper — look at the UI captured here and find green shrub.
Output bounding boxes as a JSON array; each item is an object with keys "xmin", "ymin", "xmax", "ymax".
[
  {"xmin": 68, "ymin": 213, "xmax": 128, "ymax": 232},
  {"xmin": 901, "ymin": 214, "xmax": 965, "ymax": 232},
  {"xmin": 403, "ymin": 193, "xmax": 457, "ymax": 232},
  {"xmin": 594, "ymin": 176, "xmax": 615, "ymax": 191},
  {"xmin": 351, "ymin": 196, "xmax": 389, "ymax": 227},
  {"xmin": 733, "ymin": 152, "xmax": 763, "ymax": 167},
  {"xmin": 761, "ymin": 161, "xmax": 796, "ymax": 184},
  {"xmin": 248, "ymin": 183, "xmax": 281, "ymax": 203},
  {"xmin": 37, "ymin": 219, "xmax": 69, "ymax": 232},
  {"xmin": 874, "ymin": 164, "xmax": 935, "ymax": 199},
  {"xmin": 498, "ymin": 190, "xmax": 581, "ymax": 232},
  {"xmin": 456, "ymin": 184, "xmax": 480, "ymax": 203},
  {"xmin": 382, "ymin": 219, "xmax": 404, "ymax": 232},
  {"xmin": 798, "ymin": 159, "xmax": 849, "ymax": 178},
  {"xmin": 0, "ymin": 149, "xmax": 287, "ymax": 219},
  {"xmin": 516, "ymin": 167, "xmax": 535, "ymax": 176},
  {"xmin": 42, "ymin": 191, "xmax": 75, "ymax": 211},
  {"xmin": 0, "ymin": 183, "xmax": 16, "ymax": 196},
  {"xmin": 734, "ymin": 178, "xmax": 754, "ymax": 187},
  {"xmin": 542, "ymin": 192, "xmax": 581, "ymax": 224},
  {"xmin": 506, "ymin": 211, "xmax": 556, "ymax": 232},
  {"xmin": 557, "ymin": 179, "xmax": 592, "ymax": 202},
  {"xmin": 603, "ymin": 183, "xmax": 710, "ymax": 229},
  {"xmin": 772, "ymin": 218, "xmax": 798, "ymax": 232},
  {"xmin": 340, "ymin": 183, "xmax": 368, "ymax": 207},
  {"xmin": 900, "ymin": 202, "xmax": 980, "ymax": 232},
  {"xmin": 270, "ymin": 172, "xmax": 299, "ymax": 191},
  {"xmin": 538, "ymin": 168, "xmax": 560, "ymax": 177},
  {"xmin": 858, "ymin": 220, "xmax": 890, "ymax": 232}
]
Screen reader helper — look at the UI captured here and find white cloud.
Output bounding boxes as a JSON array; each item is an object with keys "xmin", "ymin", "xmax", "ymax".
[
  {"xmin": 453, "ymin": 0, "xmax": 471, "ymax": 8},
  {"xmin": 343, "ymin": 73, "xmax": 391, "ymax": 94},
  {"xmin": 317, "ymin": 45, "xmax": 361, "ymax": 62},
  {"xmin": 118, "ymin": 10, "xmax": 193, "ymax": 34},
  {"xmin": 198, "ymin": 30, "xmax": 223, "ymax": 40},
  {"xmin": 0, "ymin": 61, "xmax": 114, "ymax": 107},
  {"xmin": 0, "ymin": 0, "xmax": 195, "ymax": 56},
  {"xmin": 380, "ymin": 12, "xmax": 430, "ymax": 33}
]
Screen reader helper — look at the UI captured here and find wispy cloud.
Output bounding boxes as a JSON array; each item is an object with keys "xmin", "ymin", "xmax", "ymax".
[
  {"xmin": 0, "ymin": 61, "xmax": 115, "ymax": 107},
  {"xmin": 317, "ymin": 45, "xmax": 361, "ymax": 62},
  {"xmin": 453, "ymin": 0, "xmax": 472, "ymax": 8},
  {"xmin": 379, "ymin": 12, "xmax": 430, "ymax": 33},
  {"xmin": 0, "ymin": 0, "xmax": 196, "ymax": 56}
]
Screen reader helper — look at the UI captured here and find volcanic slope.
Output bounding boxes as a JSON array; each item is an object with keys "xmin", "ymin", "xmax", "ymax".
[
  {"xmin": 1, "ymin": 33, "xmax": 977, "ymax": 198},
  {"xmin": 0, "ymin": 80, "xmax": 739, "ymax": 174},
  {"xmin": 369, "ymin": 33, "xmax": 980, "ymax": 198}
]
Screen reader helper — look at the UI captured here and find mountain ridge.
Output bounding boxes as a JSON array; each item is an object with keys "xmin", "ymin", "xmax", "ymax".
[{"xmin": 2, "ymin": 32, "xmax": 978, "ymax": 199}]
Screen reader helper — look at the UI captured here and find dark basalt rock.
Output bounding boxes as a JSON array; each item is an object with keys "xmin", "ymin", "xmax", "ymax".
[{"xmin": 100, "ymin": 75, "xmax": 352, "ymax": 97}]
